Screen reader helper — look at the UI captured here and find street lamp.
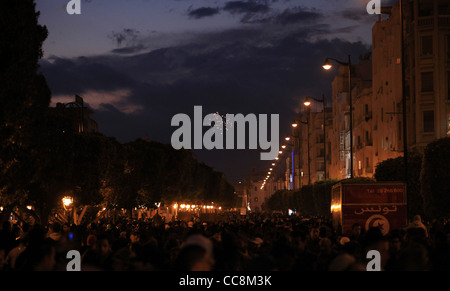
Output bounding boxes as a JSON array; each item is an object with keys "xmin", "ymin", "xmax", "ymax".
[
  {"xmin": 284, "ymin": 135, "xmax": 296, "ymax": 190},
  {"xmin": 322, "ymin": 55, "xmax": 353, "ymax": 179},
  {"xmin": 62, "ymin": 196, "xmax": 73, "ymax": 209},
  {"xmin": 62, "ymin": 196, "xmax": 74, "ymax": 224},
  {"xmin": 304, "ymin": 94, "xmax": 327, "ymax": 180},
  {"xmin": 299, "ymin": 115, "xmax": 311, "ymax": 185}
]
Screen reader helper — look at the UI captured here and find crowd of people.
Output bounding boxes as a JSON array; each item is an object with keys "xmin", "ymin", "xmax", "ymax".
[{"xmin": 0, "ymin": 212, "xmax": 449, "ymax": 271}]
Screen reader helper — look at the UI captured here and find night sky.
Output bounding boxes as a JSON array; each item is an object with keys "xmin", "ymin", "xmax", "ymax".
[{"xmin": 35, "ymin": 0, "xmax": 391, "ymax": 183}]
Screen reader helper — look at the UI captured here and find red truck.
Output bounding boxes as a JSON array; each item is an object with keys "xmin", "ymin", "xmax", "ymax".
[{"xmin": 331, "ymin": 182, "xmax": 407, "ymax": 236}]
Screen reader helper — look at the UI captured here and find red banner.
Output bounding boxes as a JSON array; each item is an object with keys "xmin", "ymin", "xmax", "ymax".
[{"xmin": 343, "ymin": 185, "xmax": 405, "ymax": 204}]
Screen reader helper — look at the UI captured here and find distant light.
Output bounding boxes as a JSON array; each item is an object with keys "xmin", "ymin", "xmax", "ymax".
[
  {"xmin": 26, "ymin": 206, "xmax": 32, "ymax": 210},
  {"xmin": 285, "ymin": 137, "xmax": 291, "ymax": 141},
  {"xmin": 281, "ymin": 145, "xmax": 286, "ymax": 149},
  {"xmin": 291, "ymin": 122, "xmax": 298, "ymax": 128}
]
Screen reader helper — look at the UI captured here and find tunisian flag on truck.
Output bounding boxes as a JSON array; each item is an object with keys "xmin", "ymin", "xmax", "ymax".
[{"xmin": 331, "ymin": 182, "xmax": 407, "ymax": 236}]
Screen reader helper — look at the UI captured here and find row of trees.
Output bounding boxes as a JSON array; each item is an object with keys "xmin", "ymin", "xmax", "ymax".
[
  {"xmin": 263, "ymin": 137, "xmax": 450, "ymax": 220},
  {"xmin": 0, "ymin": 0, "xmax": 237, "ymax": 225},
  {"xmin": 374, "ymin": 137, "xmax": 450, "ymax": 220}
]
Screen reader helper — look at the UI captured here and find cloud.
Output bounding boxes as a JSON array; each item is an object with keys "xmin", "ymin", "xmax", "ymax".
[
  {"xmin": 274, "ymin": 6, "xmax": 322, "ymax": 25},
  {"xmin": 111, "ymin": 44, "xmax": 146, "ymax": 55},
  {"xmin": 108, "ymin": 28, "xmax": 140, "ymax": 48},
  {"xmin": 188, "ymin": 7, "xmax": 220, "ymax": 19},
  {"xmin": 239, "ymin": 5, "xmax": 323, "ymax": 25},
  {"xmin": 223, "ymin": 0, "xmax": 270, "ymax": 14}
]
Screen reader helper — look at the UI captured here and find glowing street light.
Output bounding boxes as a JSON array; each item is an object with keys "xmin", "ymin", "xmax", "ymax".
[
  {"xmin": 322, "ymin": 58, "xmax": 332, "ymax": 70},
  {"xmin": 62, "ymin": 196, "xmax": 73, "ymax": 207},
  {"xmin": 303, "ymin": 97, "xmax": 311, "ymax": 107}
]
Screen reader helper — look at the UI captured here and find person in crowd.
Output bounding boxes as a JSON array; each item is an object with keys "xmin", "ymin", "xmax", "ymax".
[
  {"xmin": 174, "ymin": 234, "xmax": 215, "ymax": 271},
  {"xmin": 407, "ymin": 215, "xmax": 429, "ymax": 238}
]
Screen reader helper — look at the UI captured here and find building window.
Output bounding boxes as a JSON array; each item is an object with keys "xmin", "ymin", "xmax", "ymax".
[
  {"xmin": 418, "ymin": 0, "xmax": 434, "ymax": 17},
  {"xmin": 448, "ymin": 72, "xmax": 450, "ymax": 100},
  {"xmin": 409, "ymin": 2, "xmax": 415, "ymax": 21},
  {"xmin": 423, "ymin": 110, "xmax": 435, "ymax": 132},
  {"xmin": 254, "ymin": 197, "xmax": 258, "ymax": 202},
  {"xmin": 421, "ymin": 72, "xmax": 434, "ymax": 92},
  {"xmin": 439, "ymin": 0, "xmax": 450, "ymax": 15},
  {"xmin": 447, "ymin": 35, "xmax": 450, "ymax": 60},
  {"xmin": 254, "ymin": 186, "xmax": 257, "ymax": 192},
  {"xmin": 421, "ymin": 36, "xmax": 433, "ymax": 56}
]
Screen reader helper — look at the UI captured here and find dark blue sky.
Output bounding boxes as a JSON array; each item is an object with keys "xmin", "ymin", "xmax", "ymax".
[{"xmin": 35, "ymin": 0, "xmax": 387, "ymax": 182}]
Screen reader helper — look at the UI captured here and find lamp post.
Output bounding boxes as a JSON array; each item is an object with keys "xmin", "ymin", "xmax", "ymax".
[
  {"xmin": 285, "ymin": 123, "xmax": 298, "ymax": 190},
  {"xmin": 62, "ymin": 196, "xmax": 74, "ymax": 224},
  {"xmin": 399, "ymin": 0, "xmax": 408, "ymax": 189},
  {"xmin": 304, "ymin": 94, "xmax": 327, "ymax": 180},
  {"xmin": 323, "ymin": 55, "xmax": 353, "ymax": 179},
  {"xmin": 297, "ymin": 114, "xmax": 310, "ymax": 185}
]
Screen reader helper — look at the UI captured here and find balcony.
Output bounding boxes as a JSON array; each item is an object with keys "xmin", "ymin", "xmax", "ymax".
[
  {"xmin": 417, "ymin": 17, "xmax": 434, "ymax": 27},
  {"xmin": 439, "ymin": 16, "xmax": 450, "ymax": 26}
]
